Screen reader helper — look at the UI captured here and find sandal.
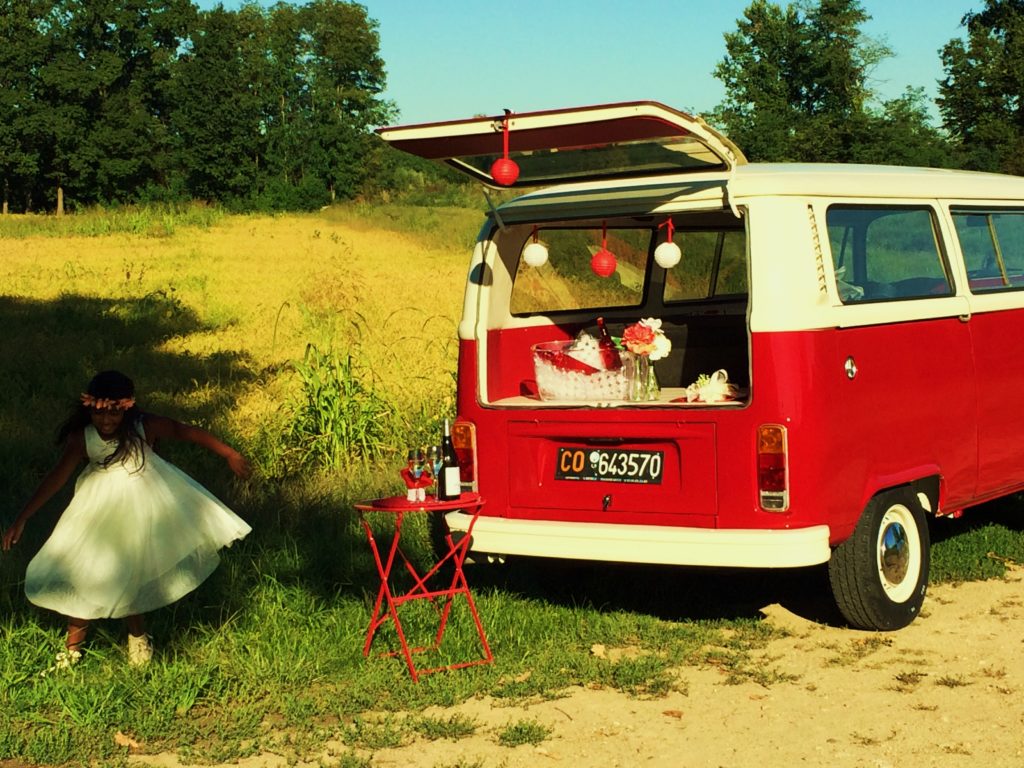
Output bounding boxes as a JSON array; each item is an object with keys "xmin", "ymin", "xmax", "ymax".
[{"xmin": 127, "ymin": 633, "xmax": 153, "ymax": 667}]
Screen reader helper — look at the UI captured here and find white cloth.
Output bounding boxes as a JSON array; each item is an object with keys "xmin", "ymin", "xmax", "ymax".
[{"xmin": 25, "ymin": 422, "xmax": 251, "ymax": 619}]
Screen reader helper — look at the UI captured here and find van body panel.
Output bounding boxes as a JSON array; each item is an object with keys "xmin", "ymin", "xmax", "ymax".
[
  {"xmin": 825, "ymin": 319, "xmax": 977, "ymax": 512},
  {"xmin": 506, "ymin": 418, "xmax": 717, "ymax": 525},
  {"xmin": 967, "ymin": 307, "xmax": 1024, "ymax": 496}
]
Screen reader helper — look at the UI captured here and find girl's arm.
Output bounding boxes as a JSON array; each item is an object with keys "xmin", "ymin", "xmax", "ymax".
[
  {"xmin": 144, "ymin": 414, "xmax": 251, "ymax": 478},
  {"xmin": 2, "ymin": 431, "xmax": 87, "ymax": 550}
]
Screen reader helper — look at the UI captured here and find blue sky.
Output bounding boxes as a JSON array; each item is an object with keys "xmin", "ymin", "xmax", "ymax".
[{"xmin": 197, "ymin": 0, "xmax": 975, "ymax": 125}]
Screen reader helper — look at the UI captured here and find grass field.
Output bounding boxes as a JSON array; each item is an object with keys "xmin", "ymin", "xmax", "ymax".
[{"xmin": 1, "ymin": 204, "xmax": 1024, "ymax": 766}]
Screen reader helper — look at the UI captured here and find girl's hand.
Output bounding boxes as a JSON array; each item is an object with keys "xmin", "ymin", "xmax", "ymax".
[
  {"xmin": 227, "ymin": 451, "xmax": 252, "ymax": 479},
  {"xmin": 2, "ymin": 519, "xmax": 25, "ymax": 551}
]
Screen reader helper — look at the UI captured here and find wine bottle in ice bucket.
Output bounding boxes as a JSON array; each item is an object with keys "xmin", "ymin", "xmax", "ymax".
[
  {"xmin": 596, "ymin": 317, "xmax": 623, "ymax": 370},
  {"xmin": 437, "ymin": 418, "xmax": 462, "ymax": 501}
]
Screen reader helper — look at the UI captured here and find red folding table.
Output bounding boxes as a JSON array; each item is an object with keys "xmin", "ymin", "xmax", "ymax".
[{"xmin": 354, "ymin": 493, "xmax": 493, "ymax": 682}]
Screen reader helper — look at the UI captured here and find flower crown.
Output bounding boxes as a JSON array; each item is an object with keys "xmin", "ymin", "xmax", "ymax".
[{"xmin": 81, "ymin": 393, "xmax": 136, "ymax": 411}]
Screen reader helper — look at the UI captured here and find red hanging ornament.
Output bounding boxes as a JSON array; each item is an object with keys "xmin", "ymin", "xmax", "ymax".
[
  {"xmin": 591, "ymin": 221, "xmax": 617, "ymax": 277},
  {"xmin": 489, "ymin": 111, "xmax": 520, "ymax": 186}
]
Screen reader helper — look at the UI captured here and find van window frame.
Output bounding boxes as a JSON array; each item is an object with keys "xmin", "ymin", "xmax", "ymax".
[
  {"xmin": 825, "ymin": 204, "xmax": 955, "ymax": 305},
  {"xmin": 950, "ymin": 206, "xmax": 1024, "ymax": 295},
  {"xmin": 508, "ymin": 223, "xmax": 656, "ymax": 317},
  {"xmin": 661, "ymin": 227, "xmax": 748, "ymax": 305}
]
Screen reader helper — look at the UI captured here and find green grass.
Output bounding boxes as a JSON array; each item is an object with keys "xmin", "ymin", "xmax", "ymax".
[
  {"xmin": 0, "ymin": 202, "xmax": 224, "ymax": 239},
  {"xmin": 3, "ymin": 204, "xmax": 1024, "ymax": 765}
]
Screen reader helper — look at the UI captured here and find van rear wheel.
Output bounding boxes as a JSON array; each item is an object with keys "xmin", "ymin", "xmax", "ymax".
[{"xmin": 828, "ymin": 487, "xmax": 930, "ymax": 631}]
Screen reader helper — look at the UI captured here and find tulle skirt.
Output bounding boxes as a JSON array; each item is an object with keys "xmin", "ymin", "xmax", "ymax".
[{"xmin": 25, "ymin": 452, "xmax": 251, "ymax": 619}]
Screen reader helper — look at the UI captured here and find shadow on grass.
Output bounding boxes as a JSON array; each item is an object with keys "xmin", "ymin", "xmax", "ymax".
[{"xmin": 0, "ymin": 292, "xmax": 258, "ymax": 630}]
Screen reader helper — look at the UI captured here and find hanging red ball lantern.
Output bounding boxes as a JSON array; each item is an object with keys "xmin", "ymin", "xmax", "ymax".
[
  {"xmin": 490, "ymin": 157, "xmax": 520, "ymax": 186},
  {"xmin": 591, "ymin": 220, "xmax": 617, "ymax": 277},
  {"xmin": 490, "ymin": 109, "xmax": 519, "ymax": 186},
  {"xmin": 591, "ymin": 248, "xmax": 617, "ymax": 277}
]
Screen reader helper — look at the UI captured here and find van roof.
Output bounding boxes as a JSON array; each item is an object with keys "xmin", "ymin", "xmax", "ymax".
[
  {"xmin": 730, "ymin": 163, "xmax": 1024, "ymax": 200},
  {"xmin": 495, "ymin": 162, "xmax": 1024, "ymax": 219}
]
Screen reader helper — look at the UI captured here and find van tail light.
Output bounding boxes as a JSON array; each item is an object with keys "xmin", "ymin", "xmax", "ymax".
[
  {"xmin": 451, "ymin": 419, "xmax": 478, "ymax": 489},
  {"xmin": 757, "ymin": 424, "xmax": 789, "ymax": 512}
]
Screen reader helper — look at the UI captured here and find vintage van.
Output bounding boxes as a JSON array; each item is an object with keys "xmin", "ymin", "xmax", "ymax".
[{"xmin": 379, "ymin": 101, "xmax": 1024, "ymax": 631}]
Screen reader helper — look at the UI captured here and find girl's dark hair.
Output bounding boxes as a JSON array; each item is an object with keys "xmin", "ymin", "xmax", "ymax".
[{"xmin": 58, "ymin": 370, "xmax": 145, "ymax": 468}]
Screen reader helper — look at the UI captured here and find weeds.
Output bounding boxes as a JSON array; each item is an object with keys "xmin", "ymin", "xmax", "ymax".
[
  {"xmin": 497, "ymin": 718, "xmax": 552, "ymax": 747},
  {"xmin": 413, "ymin": 713, "xmax": 479, "ymax": 741},
  {"xmin": 283, "ymin": 342, "xmax": 396, "ymax": 470}
]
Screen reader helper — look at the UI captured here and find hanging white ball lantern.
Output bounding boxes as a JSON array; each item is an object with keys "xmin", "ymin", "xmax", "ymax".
[
  {"xmin": 523, "ymin": 241, "xmax": 549, "ymax": 267},
  {"xmin": 654, "ymin": 240, "xmax": 682, "ymax": 269}
]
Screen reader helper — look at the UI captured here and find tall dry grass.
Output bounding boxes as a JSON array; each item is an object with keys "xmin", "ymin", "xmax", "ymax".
[{"xmin": 0, "ymin": 209, "xmax": 471, "ymax": 472}]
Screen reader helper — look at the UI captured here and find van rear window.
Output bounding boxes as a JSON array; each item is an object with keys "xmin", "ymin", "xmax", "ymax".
[
  {"xmin": 952, "ymin": 208, "xmax": 1024, "ymax": 293},
  {"xmin": 663, "ymin": 230, "xmax": 747, "ymax": 302},
  {"xmin": 510, "ymin": 227, "xmax": 648, "ymax": 314},
  {"xmin": 826, "ymin": 206, "xmax": 953, "ymax": 303}
]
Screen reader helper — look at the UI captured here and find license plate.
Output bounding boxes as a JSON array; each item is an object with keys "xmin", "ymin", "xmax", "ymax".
[{"xmin": 555, "ymin": 447, "xmax": 664, "ymax": 484}]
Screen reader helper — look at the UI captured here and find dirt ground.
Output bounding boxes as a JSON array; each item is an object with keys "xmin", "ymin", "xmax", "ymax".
[{"xmin": 129, "ymin": 568, "xmax": 1024, "ymax": 768}]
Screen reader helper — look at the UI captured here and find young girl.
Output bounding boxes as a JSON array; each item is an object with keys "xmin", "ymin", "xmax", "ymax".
[{"xmin": 2, "ymin": 370, "xmax": 252, "ymax": 671}]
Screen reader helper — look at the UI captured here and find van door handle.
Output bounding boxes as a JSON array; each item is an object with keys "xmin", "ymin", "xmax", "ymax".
[{"xmin": 959, "ymin": 313, "xmax": 971, "ymax": 323}]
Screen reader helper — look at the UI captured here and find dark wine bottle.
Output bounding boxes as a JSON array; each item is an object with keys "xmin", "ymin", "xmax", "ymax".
[
  {"xmin": 596, "ymin": 316, "xmax": 623, "ymax": 370},
  {"xmin": 437, "ymin": 418, "xmax": 462, "ymax": 501}
]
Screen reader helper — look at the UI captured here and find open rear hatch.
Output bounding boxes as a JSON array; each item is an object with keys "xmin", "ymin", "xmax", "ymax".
[{"xmin": 377, "ymin": 101, "xmax": 746, "ymax": 188}]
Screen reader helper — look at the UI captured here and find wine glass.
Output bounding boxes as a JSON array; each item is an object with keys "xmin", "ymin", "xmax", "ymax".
[
  {"xmin": 407, "ymin": 448, "xmax": 425, "ymax": 480},
  {"xmin": 426, "ymin": 445, "xmax": 442, "ymax": 479}
]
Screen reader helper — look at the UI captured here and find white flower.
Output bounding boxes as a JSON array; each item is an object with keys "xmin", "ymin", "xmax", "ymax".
[
  {"xmin": 640, "ymin": 317, "xmax": 662, "ymax": 332},
  {"xmin": 649, "ymin": 333, "xmax": 672, "ymax": 361}
]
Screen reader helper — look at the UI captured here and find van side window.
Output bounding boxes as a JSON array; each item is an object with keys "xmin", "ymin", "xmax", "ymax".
[
  {"xmin": 826, "ymin": 206, "xmax": 953, "ymax": 303},
  {"xmin": 510, "ymin": 227, "xmax": 649, "ymax": 314},
  {"xmin": 663, "ymin": 229, "xmax": 748, "ymax": 302},
  {"xmin": 951, "ymin": 208, "xmax": 1024, "ymax": 292}
]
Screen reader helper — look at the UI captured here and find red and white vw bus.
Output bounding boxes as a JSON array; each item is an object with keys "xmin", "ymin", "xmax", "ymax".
[{"xmin": 379, "ymin": 101, "xmax": 1024, "ymax": 630}]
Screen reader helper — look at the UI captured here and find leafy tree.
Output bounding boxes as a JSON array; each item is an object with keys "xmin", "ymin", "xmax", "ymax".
[
  {"xmin": 170, "ymin": 5, "xmax": 264, "ymax": 203},
  {"xmin": 0, "ymin": 0, "xmax": 47, "ymax": 212},
  {"xmin": 853, "ymin": 88, "xmax": 954, "ymax": 168},
  {"xmin": 712, "ymin": 0, "xmax": 949, "ymax": 165},
  {"xmin": 298, "ymin": 0, "xmax": 393, "ymax": 203},
  {"xmin": 938, "ymin": 0, "xmax": 1024, "ymax": 174}
]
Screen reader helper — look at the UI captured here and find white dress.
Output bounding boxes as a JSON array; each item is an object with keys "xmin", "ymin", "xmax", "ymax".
[{"xmin": 25, "ymin": 422, "xmax": 252, "ymax": 619}]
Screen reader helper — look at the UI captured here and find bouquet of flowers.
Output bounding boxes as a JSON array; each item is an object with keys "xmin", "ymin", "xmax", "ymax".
[
  {"xmin": 621, "ymin": 318, "xmax": 672, "ymax": 360},
  {"xmin": 620, "ymin": 318, "xmax": 671, "ymax": 401}
]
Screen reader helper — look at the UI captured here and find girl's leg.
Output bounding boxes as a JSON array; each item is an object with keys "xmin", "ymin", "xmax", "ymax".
[
  {"xmin": 67, "ymin": 617, "xmax": 89, "ymax": 651},
  {"xmin": 125, "ymin": 614, "xmax": 146, "ymax": 637},
  {"xmin": 125, "ymin": 614, "xmax": 153, "ymax": 666}
]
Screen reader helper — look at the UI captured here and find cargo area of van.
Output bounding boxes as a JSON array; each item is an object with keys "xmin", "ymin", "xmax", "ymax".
[{"xmin": 476, "ymin": 213, "xmax": 750, "ymax": 408}]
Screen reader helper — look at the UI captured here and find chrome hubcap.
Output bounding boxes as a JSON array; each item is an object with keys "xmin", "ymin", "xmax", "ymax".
[
  {"xmin": 876, "ymin": 503, "xmax": 920, "ymax": 604},
  {"xmin": 880, "ymin": 521, "xmax": 909, "ymax": 585}
]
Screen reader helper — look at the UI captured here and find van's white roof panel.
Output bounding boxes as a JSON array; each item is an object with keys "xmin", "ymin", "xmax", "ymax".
[
  {"xmin": 730, "ymin": 163, "xmax": 1024, "ymax": 200},
  {"xmin": 377, "ymin": 101, "xmax": 746, "ymax": 188},
  {"xmin": 494, "ymin": 163, "xmax": 1024, "ymax": 216}
]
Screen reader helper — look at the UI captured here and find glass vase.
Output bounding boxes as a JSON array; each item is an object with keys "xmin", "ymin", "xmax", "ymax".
[{"xmin": 628, "ymin": 354, "xmax": 660, "ymax": 401}]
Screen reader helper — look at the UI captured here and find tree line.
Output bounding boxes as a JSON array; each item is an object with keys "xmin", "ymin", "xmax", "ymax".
[
  {"xmin": 2, "ymin": 0, "xmax": 1024, "ymax": 214},
  {"xmin": 0, "ymin": 0, "xmax": 393, "ymax": 214},
  {"xmin": 711, "ymin": 0, "xmax": 1024, "ymax": 172}
]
